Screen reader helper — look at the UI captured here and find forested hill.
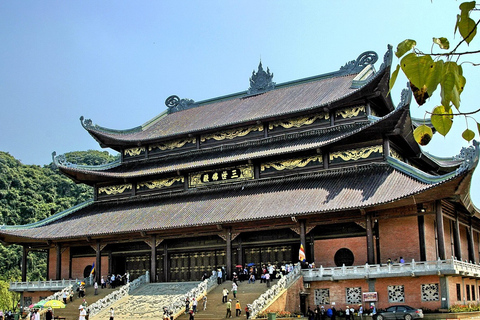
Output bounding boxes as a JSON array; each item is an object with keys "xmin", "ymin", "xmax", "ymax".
[{"xmin": 0, "ymin": 150, "xmax": 118, "ymax": 281}]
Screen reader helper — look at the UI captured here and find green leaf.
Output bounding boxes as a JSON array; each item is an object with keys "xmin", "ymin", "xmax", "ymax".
[
  {"xmin": 440, "ymin": 62, "xmax": 466, "ymax": 110},
  {"xmin": 389, "ymin": 64, "xmax": 400, "ymax": 95},
  {"xmin": 413, "ymin": 125, "xmax": 433, "ymax": 146},
  {"xmin": 395, "ymin": 39, "xmax": 417, "ymax": 58},
  {"xmin": 456, "ymin": 15, "xmax": 477, "ymax": 44},
  {"xmin": 401, "ymin": 54, "xmax": 443, "ymax": 104},
  {"xmin": 462, "ymin": 128, "xmax": 475, "ymax": 141},
  {"xmin": 431, "ymin": 105, "xmax": 453, "ymax": 136},
  {"xmin": 477, "ymin": 121, "xmax": 480, "ymax": 135},
  {"xmin": 433, "ymin": 37, "xmax": 450, "ymax": 50},
  {"xmin": 459, "ymin": 1, "xmax": 476, "ymax": 16}
]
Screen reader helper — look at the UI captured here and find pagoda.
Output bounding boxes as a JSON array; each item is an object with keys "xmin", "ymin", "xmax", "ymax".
[{"xmin": 2, "ymin": 45, "xmax": 479, "ymax": 311}]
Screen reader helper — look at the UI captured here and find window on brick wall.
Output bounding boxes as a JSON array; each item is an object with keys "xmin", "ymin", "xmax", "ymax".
[
  {"xmin": 456, "ymin": 284, "xmax": 461, "ymax": 301},
  {"xmin": 472, "ymin": 285, "xmax": 476, "ymax": 301},
  {"xmin": 314, "ymin": 288, "xmax": 330, "ymax": 305},
  {"xmin": 421, "ymin": 283, "xmax": 439, "ymax": 301},
  {"xmin": 467, "ymin": 284, "xmax": 471, "ymax": 301},
  {"xmin": 346, "ymin": 287, "xmax": 362, "ymax": 304},
  {"xmin": 388, "ymin": 285, "xmax": 405, "ymax": 303}
]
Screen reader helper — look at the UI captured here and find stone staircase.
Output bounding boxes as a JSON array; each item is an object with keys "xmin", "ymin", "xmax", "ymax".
[{"xmin": 176, "ymin": 280, "xmax": 274, "ymax": 320}]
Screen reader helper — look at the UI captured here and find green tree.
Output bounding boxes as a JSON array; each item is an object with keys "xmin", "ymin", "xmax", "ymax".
[
  {"xmin": 0, "ymin": 150, "xmax": 117, "ymax": 283},
  {"xmin": 390, "ymin": 1, "xmax": 480, "ymax": 145}
]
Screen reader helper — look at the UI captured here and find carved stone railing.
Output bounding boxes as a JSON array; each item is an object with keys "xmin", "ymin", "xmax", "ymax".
[
  {"xmin": 302, "ymin": 258, "xmax": 480, "ymax": 281},
  {"xmin": 163, "ymin": 271, "xmax": 218, "ymax": 317},
  {"xmin": 250, "ymin": 263, "xmax": 302, "ymax": 319},
  {"xmin": 87, "ymin": 272, "xmax": 149, "ymax": 317},
  {"xmin": 10, "ymin": 279, "xmax": 81, "ymax": 292}
]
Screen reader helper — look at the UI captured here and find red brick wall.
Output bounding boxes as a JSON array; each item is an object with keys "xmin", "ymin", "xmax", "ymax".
[
  {"xmin": 378, "ymin": 216, "xmax": 420, "ymax": 263},
  {"xmin": 460, "ymin": 225, "xmax": 469, "ymax": 262},
  {"xmin": 314, "ymin": 237, "xmax": 368, "ymax": 267},
  {"xmin": 444, "ymin": 218, "xmax": 454, "ymax": 259},
  {"xmin": 48, "ymin": 249, "xmax": 108, "ymax": 280},
  {"xmin": 424, "ymin": 214, "xmax": 437, "ymax": 261},
  {"xmin": 306, "ymin": 275, "xmax": 442, "ymax": 312},
  {"xmin": 268, "ymin": 276, "xmax": 304, "ymax": 314}
]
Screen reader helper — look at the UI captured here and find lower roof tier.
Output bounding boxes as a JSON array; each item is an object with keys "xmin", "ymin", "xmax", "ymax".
[{"xmin": 0, "ymin": 161, "xmax": 472, "ymax": 244}]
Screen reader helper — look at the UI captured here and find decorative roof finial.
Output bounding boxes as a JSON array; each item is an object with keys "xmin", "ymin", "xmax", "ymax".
[{"xmin": 247, "ymin": 61, "xmax": 275, "ymax": 95}]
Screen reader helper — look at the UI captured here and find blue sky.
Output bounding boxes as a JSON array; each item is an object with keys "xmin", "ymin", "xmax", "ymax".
[{"xmin": 1, "ymin": 1, "xmax": 479, "ymax": 206}]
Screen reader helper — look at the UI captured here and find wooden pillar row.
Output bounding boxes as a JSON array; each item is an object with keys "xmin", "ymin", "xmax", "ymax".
[
  {"xmin": 436, "ymin": 200, "xmax": 446, "ymax": 260},
  {"xmin": 366, "ymin": 213, "xmax": 375, "ymax": 265},
  {"xmin": 226, "ymin": 227, "xmax": 232, "ymax": 281},
  {"xmin": 56, "ymin": 243, "xmax": 62, "ymax": 280},
  {"xmin": 22, "ymin": 246, "xmax": 28, "ymax": 282},
  {"xmin": 95, "ymin": 242, "xmax": 102, "ymax": 284}
]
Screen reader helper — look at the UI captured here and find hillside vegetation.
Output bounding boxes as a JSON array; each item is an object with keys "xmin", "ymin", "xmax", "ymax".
[{"xmin": 0, "ymin": 150, "xmax": 117, "ymax": 311}]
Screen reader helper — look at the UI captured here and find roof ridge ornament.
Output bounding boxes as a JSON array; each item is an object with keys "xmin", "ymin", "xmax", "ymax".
[
  {"xmin": 455, "ymin": 140, "xmax": 480, "ymax": 172},
  {"xmin": 165, "ymin": 95, "xmax": 198, "ymax": 113},
  {"xmin": 247, "ymin": 61, "xmax": 275, "ymax": 96},
  {"xmin": 339, "ymin": 51, "xmax": 378, "ymax": 75}
]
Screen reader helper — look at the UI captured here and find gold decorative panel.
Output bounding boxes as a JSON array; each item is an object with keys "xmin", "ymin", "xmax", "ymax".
[
  {"xmin": 124, "ymin": 147, "xmax": 146, "ymax": 157},
  {"xmin": 98, "ymin": 184, "xmax": 132, "ymax": 195},
  {"xmin": 268, "ymin": 113, "xmax": 329, "ymax": 130},
  {"xmin": 335, "ymin": 105, "xmax": 366, "ymax": 119},
  {"xmin": 330, "ymin": 145, "xmax": 383, "ymax": 162},
  {"xmin": 189, "ymin": 165, "xmax": 254, "ymax": 188},
  {"xmin": 137, "ymin": 176, "xmax": 184, "ymax": 190},
  {"xmin": 261, "ymin": 155, "xmax": 322, "ymax": 172},
  {"xmin": 200, "ymin": 124, "xmax": 263, "ymax": 142},
  {"xmin": 149, "ymin": 137, "xmax": 196, "ymax": 152}
]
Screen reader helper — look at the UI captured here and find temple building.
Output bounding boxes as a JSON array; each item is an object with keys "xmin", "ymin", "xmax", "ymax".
[{"xmin": 2, "ymin": 45, "xmax": 480, "ymax": 312}]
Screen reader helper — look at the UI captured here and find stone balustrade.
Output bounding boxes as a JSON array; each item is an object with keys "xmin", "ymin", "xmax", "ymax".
[
  {"xmin": 87, "ymin": 272, "xmax": 149, "ymax": 317},
  {"xmin": 301, "ymin": 258, "xmax": 480, "ymax": 281},
  {"xmin": 250, "ymin": 263, "xmax": 301, "ymax": 319},
  {"xmin": 10, "ymin": 279, "xmax": 83, "ymax": 292}
]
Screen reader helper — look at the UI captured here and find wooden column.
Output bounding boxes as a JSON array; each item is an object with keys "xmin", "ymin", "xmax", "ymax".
[
  {"xmin": 366, "ymin": 213, "xmax": 375, "ymax": 265},
  {"xmin": 453, "ymin": 214, "xmax": 462, "ymax": 260},
  {"xmin": 299, "ymin": 219, "xmax": 307, "ymax": 263},
  {"xmin": 226, "ymin": 227, "xmax": 232, "ymax": 280},
  {"xmin": 22, "ymin": 246, "xmax": 28, "ymax": 282},
  {"xmin": 468, "ymin": 221, "xmax": 476, "ymax": 263},
  {"xmin": 309, "ymin": 233, "xmax": 315, "ymax": 265},
  {"xmin": 56, "ymin": 243, "xmax": 62, "ymax": 280},
  {"xmin": 95, "ymin": 242, "xmax": 102, "ymax": 284},
  {"xmin": 418, "ymin": 215, "xmax": 427, "ymax": 261},
  {"xmin": 237, "ymin": 240, "xmax": 243, "ymax": 268},
  {"xmin": 150, "ymin": 235, "xmax": 157, "ymax": 283},
  {"xmin": 436, "ymin": 200, "xmax": 446, "ymax": 260},
  {"xmin": 163, "ymin": 244, "xmax": 169, "ymax": 282}
]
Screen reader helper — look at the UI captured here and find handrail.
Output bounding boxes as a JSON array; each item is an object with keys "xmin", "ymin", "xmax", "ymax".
[
  {"xmin": 250, "ymin": 263, "xmax": 302, "ymax": 319},
  {"xmin": 87, "ymin": 272, "xmax": 149, "ymax": 317},
  {"xmin": 301, "ymin": 258, "xmax": 480, "ymax": 280}
]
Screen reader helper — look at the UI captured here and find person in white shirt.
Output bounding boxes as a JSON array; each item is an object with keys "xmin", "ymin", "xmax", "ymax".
[{"xmin": 79, "ymin": 305, "xmax": 87, "ymax": 320}]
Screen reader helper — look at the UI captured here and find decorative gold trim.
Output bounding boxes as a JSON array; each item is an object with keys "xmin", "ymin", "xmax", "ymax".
[
  {"xmin": 200, "ymin": 124, "xmax": 263, "ymax": 142},
  {"xmin": 137, "ymin": 176, "xmax": 184, "ymax": 190},
  {"xmin": 124, "ymin": 147, "xmax": 146, "ymax": 157},
  {"xmin": 149, "ymin": 137, "xmax": 196, "ymax": 152},
  {"xmin": 98, "ymin": 184, "xmax": 132, "ymax": 195},
  {"xmin": 268, "ymin": 113, "xmax": 329, "ymax": 130},
  {"xmin": 335, "ymin": 105, "xmax": 366, "ymax": 119},
  {"xmin": 390, "ymin": 148, "xmax": 404, "ymax": 161},
  {"xmin": 329, "ymin": 145, "xmax": 383, "ymax": 162},
  {"xmin": 189, "ymin": 165, "xmax": 254, "ymax": 187},
  {"xmin": 261, "ymin": 155, "xmax": 322, "ymax": 172}
]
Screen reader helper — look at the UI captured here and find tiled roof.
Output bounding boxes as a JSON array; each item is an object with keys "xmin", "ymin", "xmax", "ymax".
[
  {"xmin": 0, "ymin": 162, "xmax": 466, "ymax": 241},
  {"xmin": 84, "ymin": 71, "xmax": 380, "ymax": 146}
]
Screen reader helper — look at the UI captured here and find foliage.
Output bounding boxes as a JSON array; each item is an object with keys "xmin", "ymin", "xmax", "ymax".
[
  {"xmin": 0, "ymin": 280, "xmax": 20, "ymax": 312},
  {"xmin": 390, "ymin": 1, "xmax": 480, "ymax": 145},
  {"xmin": 0, "ymin": 150, "xmax": 117, "ymax": 283},
  {"xmin": 449, "ymin": 303, "xmax": 480, "ymax": 312}
]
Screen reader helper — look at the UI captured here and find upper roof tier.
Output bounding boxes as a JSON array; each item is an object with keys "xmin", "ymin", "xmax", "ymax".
[{"xmin": 81, "ymin": 49, "xmax": 395, "ymax": 150}]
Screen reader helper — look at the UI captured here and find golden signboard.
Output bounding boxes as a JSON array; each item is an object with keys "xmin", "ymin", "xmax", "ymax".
[{"xmin": 189, "ymin": 165, "xmax": 254, "ymax": 187}]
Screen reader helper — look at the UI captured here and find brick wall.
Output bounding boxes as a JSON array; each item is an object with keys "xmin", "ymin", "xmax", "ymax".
[
  {"xmin": 314, "ymin": 237, "xmax": 368, "ymax": 267},
  {"xmin": 424, "ymin": 214, "xmax": 437, "ymax": 261},
  {"xmin": 378, "ymin": 216, "xmax": 420, "ymax": 263},
  {"xmin": 48, "ymin": 249, "xmax": 108, "ymax": 280},
  {"xmin": 267, "ymin": 276, "xmax": 304, "ymax": 314}
]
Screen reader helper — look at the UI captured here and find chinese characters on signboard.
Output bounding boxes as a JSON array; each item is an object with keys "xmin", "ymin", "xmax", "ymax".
[{"xmin": 189, "ymin": 165, "xmax": 254, "ymax": 187}]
